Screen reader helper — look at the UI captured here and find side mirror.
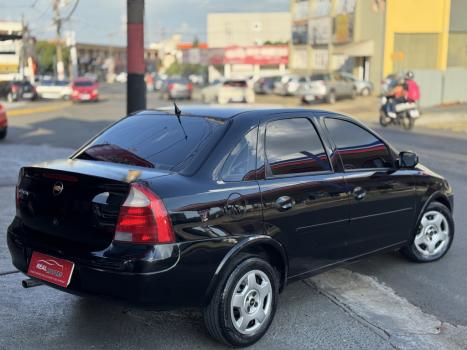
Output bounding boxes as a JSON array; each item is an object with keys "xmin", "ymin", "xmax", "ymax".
[{"xmin": 399, "ymin": 151, "xmax": 418, "ymax": 168}]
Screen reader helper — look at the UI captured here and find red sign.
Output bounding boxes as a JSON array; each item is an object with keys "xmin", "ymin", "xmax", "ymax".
[
  {"xmin": 223, "ymin": 45, "xmax": 289, "ymax": 65},
  {"xmin": 28, "ymin": 251, "xmax": 75, "ymax": 288}
]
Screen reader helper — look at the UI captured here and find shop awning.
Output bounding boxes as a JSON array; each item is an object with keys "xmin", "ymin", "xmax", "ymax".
[{"xmin": 333, "ymin": 40, "xmax": 374, "ymax": 57}]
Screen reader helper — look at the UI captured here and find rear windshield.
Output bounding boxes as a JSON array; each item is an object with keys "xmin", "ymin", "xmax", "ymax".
[
  {"xmin": 224, "ymin": 80, "xmax": 247, "ymax": 87},
  {"xmin": 74, "ymin": 81, "xmax": 94, "ymax": 87},
  {"xmin": 74, "ymin": 113, "xmax": 226, "ymax": 172}
]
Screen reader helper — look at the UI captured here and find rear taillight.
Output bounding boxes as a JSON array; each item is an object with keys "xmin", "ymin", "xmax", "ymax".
[
  {"xmin": 187, "ymin": 83, "xmax": 193, "ymax": 91},
  {"xmin": 168, "ymin": 83, "xmax": 174, "ymax": 91},
  {"xmin": 114, "ymin": 183, "xmax": 175, "ymax": 244},
  {"xmin": 11, "ymin": 85, "xmax": 18, "ymax": 93}
]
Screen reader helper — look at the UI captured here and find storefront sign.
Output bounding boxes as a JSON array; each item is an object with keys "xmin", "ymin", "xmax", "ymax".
[
  {"xmin": 293, "ymin": 24, "xmax": 309, "ymax": 45},
  {"xmin": 224, "ymin": 45, "xmax": 289, "ymax": 65},
  {"xmin": 335, "ymin": 0, "xmax": 357, "ymax": 14},
  {"xmin": 312, "ymin": 49, "xmax": 329, "ymax": 70},
  {"xmin": 311, "ymin": 0, "xmax": 332, "ymax": 17},
  {"xmin": 333, "ymin": 13, "xmax": 354, "ymax": 44},
  {"xmin": 292, "ymin": 48, "xmax": 308, "ymax": 70},
  {"xmin": 293, "ymin": 0, "xmax": 309, "ymax": 21},
  {"xmin": 309, "ymin": 17, "xmax": 331, "ymax": 45}
]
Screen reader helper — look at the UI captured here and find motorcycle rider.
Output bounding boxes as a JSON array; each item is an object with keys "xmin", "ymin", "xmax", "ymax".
[
  {"xmin": 385, "ymin": 76, "xmax": 407, "ymax": 119},
  {"xmin": 405, "ymin": 71, "xmax": 421, "ymax": 104}
]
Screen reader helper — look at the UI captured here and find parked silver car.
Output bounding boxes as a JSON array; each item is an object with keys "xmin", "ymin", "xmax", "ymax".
[
  {"xmin": 340, "ymin": 72, "xmax": 373, "ymax": 96},
  {"xmin": 274, "ymin": 75, "xmax": 310, "ymax": 96},
  {"xmin": 301, "ymin": 72, "xmax": 357, "ymax": 104}
]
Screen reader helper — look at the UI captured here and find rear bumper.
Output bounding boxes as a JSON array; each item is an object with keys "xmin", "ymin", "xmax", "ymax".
[{"xmin": 7, "ymin": 221, "xmax": 234, "ymax": 309}]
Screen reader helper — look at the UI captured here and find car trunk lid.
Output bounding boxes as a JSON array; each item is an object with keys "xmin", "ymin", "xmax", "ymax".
[{"xmin": 16, "ymin": 159, "xmax": 169, "ymax": 252}]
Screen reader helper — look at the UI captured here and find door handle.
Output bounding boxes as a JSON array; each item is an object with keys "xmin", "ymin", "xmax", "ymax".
[
  {"xmin": 353, "ymin": 186, "xmax": 367, "ymax": 201},
  {"xmin": 275, "ymin": 196, "xmax": 295, "ymax": 211}
]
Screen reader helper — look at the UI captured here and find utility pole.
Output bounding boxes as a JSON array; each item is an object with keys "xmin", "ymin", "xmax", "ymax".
[
  {"xmin": 53, "ymin": 0, "xmax": 65, "ymax": 80},
  {"xmin": 127, "ymin": 0, "xmax": 146, "ymax": 114}
]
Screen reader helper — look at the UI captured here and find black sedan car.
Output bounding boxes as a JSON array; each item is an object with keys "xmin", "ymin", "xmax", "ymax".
[
  {"xmin": 0, "ymin": 80, "xmax": 37, "ymax": 102},
  {"xmin": 8, "ymin": 107, "xmax": 454, "ymax": 347}
]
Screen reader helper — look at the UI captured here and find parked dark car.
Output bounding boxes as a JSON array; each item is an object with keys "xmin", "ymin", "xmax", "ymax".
[
  {"xmin": 254, "ymin": 76, "xmax": 281, "ymax": 94},
  {"xmin": 8, "ymin": 107, "xmax": 454, "ymax": 347},
  {"xmin": 0, "ymin": 80, "xmax": 37, "ymax": 102},
  {"xmin": 160, "ymin": 77, "xmax": 192, "ymax": 100}
]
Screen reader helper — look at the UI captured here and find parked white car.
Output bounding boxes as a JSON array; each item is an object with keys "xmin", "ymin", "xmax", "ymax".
[
  {"xmin": 340, "ymin": 72, "xmax": 373, "ymax": 96},
  {"xmin": 201, "ymin": 80, "xmax": 255, "ymax": 104},
  {"xmin": 36, "ymin": 80, "xmax": 72, "ymax": 100}
]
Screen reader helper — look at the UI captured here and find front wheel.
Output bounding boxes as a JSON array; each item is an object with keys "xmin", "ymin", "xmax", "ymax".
[
  {"xmin": 0, "ymin": 127, "xmax": 7, "ymax": 140},
  {"xmin": 401, "ymin": 201, "xmax": 454, "ymax": 263},
  {"xmin": 379, "ymin": 110, "xmax": 391, "ymax": 127},
  {"xmin": 204, "ymin": 256, "xmax": 279, "ymax": 347}
]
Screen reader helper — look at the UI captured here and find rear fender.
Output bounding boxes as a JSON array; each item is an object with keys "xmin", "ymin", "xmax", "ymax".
[{"xmin": 203, "ymin": 235, "xmax": 288, "ymax": 305}]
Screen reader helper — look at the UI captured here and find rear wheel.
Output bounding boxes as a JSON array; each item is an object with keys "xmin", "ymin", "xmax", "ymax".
[
  {"xmin": 204, "ymin": 255, "xmax": 279, "ymax": 347},
  {"xmin": 361, "ymin": 87, "xmax": 370, "ymax": 96},
  {"xmin": 401, "ymin": 202, "xmax": 454, "ymax": 263},
  {"xmin": 402, "ymin": 113, "xmax": 414, "ymax": 130},
  {"xmin": 0, "ymin": 127, "xmax": 7, "ymax": 140}
]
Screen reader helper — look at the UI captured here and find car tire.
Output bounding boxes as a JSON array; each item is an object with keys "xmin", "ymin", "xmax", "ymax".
[
  {"xmin": 0, "ymin": 127, "xmax": 7, "ymax": 140},
  {"xmin": 379, "ymin": 110, "xmax": 391, "ymax": 127},
  {"xmin": 401, "ymin": 201, "xmax": 454, "ymax": 263},
  {"xmin": 402, "ymin": 113, "xmax": 414, "ymax": 130},
  {"xmin": 361, "ymin": 87, "xmax": 370, "ymax": 97},
  {"xmin": 327, "ymin": 91, "xmax": 336, "ymax": 104},
  {"xmin": 203, "ymin": 255, "xmax": 279, "ymax": 347}
]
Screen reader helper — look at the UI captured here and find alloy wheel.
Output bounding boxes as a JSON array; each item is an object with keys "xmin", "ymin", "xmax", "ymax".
[
  {"xmin": 230, "ymin": 269, "xmax": 273, "ymax": 335},
  {"xmin": 414, "ymin": 210, "xmax": 450, "ymax": 257}
]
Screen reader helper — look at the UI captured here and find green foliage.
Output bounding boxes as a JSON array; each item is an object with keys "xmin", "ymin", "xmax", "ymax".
[
  {"xmin": 165, "ymin": 61, "xmax": 206, "ymax": 77},
  {"xmin": 35, "ymin": 40, "xmax": 70, "ymax": 74}
]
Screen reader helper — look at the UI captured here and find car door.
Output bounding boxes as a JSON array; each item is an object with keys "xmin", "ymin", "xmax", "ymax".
[
  {"xmin": 322, "ymin": 116, "xmax": 416, "ymax": 256},
  {"xmin": 257, "ymin": 115, "xmax": 350, "ymax": 277}
]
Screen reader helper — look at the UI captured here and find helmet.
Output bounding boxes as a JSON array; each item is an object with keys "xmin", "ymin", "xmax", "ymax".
[{"xmin": 405, "ymin": 71, "xmax": 414, "ymax": 80}]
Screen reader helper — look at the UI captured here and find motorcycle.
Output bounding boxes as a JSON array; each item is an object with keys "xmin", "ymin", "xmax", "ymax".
[{"xmin": 379, "ymin": 96, "xmax": 420, "ymax": 130}]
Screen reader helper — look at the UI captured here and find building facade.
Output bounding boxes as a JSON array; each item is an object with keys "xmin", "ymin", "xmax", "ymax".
[
  {"xmin": 290, "ymin": 0, "xmax": 453, "ymax": 93},
  {"xmin": 207, "ymin": 12, "xmax": 291, "ymax": 80}
]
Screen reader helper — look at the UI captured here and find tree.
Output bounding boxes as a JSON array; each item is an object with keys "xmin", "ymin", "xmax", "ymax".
[{"xmin": 35, "ymin": 40, "xmax": 70, "ymax": 75}]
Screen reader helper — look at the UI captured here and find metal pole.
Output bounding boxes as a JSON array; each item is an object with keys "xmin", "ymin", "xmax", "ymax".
[{"xmin": 127, "ymin": 0, "xmax": 146, "ymax": 114}]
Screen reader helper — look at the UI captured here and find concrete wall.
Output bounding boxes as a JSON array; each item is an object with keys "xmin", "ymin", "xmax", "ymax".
[
  {"xmin": 443, "ymin": 68, "xmax": 467, "ymax": 103},
  {"xmin": 413, "ymin": 68, "xmax": 467, "ymax": 107},
  {"xmin": 450, "ymin": 0, "xmax": 467, "ymax": 32}
]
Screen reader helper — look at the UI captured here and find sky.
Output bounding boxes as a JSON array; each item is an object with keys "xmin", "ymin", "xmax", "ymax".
[{"xmin": 0, "ymin": 0, "xmax": 289, "ymax": 46}]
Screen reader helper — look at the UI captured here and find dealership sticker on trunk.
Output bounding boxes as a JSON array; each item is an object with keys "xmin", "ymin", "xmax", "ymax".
[{"xmin": 27, "ymin": 252, "xmax": 74, "ymax": 288}]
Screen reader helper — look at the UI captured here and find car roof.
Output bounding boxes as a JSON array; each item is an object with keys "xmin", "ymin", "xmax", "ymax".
[{"xmin": 141, "ymin": 106, "xmax": 336, "ymax": 121}]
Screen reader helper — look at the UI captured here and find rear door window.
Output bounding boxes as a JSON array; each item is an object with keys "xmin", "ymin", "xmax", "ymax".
[
  {"xmin": 324, "ymin": 118, "xmax": 393, "ymax": 170},
  {"xmin": 265, "ymin": 118, "xmax": 331, "ymax": 176},
  {"xmin": 74, "ymin": 114, "xmax": 226, "ymax": 172},
  {"xmin": 220, "ymin": 127, "xmax": 258, "ymax": 181}
]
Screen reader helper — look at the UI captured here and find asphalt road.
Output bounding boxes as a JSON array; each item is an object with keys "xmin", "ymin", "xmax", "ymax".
[{"xmin": 1, "ymin": 85, "xmax": 466, "ymax": 349}]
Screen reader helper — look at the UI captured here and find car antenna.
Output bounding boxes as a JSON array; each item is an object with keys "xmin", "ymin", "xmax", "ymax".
[{"xmin": 173, "ymin": 100, "xmax": 187, "ymax": 139}]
